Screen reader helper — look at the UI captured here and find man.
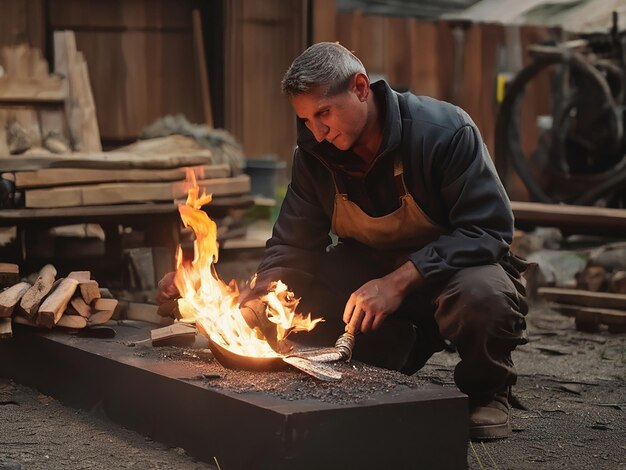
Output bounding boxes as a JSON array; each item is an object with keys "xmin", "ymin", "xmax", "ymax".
[{"xmin": 159, "ymin": 42, "xmax": 528, "ymax": 440}]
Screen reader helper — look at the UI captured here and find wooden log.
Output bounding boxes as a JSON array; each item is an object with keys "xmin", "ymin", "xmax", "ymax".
[
  {"xmin": 79, "ymin": 280, "xmax": 100, "ymax": 304},
  {"xmin": 575, "ymin": 265, "xmax": 608, "ymax": 292},
  {"xmin": 539, "ymin": 287, "xmax": 626, "ymax": 310},
  {"xmin": 151, "ymin": 322, "xmax": 196, "ymax": 347},
  {"xmin": 57, "ymin": 314, "xmax": 87, "ymax": 329},
  {"xmin": 610, "ymin": 271, "xmax": 626, "ymax": 294},
  {"xmin": 0, "ymin": 282, "xmax": 31, "ymax": 317},
  {"xmin": 20, "ymin": 264, "xmax": 57, "ymax": 318},
  {"xmin": 0, "ymin": 263, "xmax": 19, "ymax": 288},
  {"xmin": 88, "ymin": 303, "xmax": 118, "ymax": 325},
  {"xmin": 0, "ymin": 318, "xmax": 12, "ymax": 339},
  {"xmin": 92, "ymin": 298, "xmax": 118, "ymax": 311},
  {"xmin": 36, "ymin": 278, "xmax": 79, "ymax": 328},
  {"xmin": 70, "ymin": 296, "xmax": 92, "ymax": 318}
]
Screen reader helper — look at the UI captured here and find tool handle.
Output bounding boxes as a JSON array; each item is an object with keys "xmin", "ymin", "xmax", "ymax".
[{"xmin": 334, "ymin": 332, "xmax": 356, "ymax": 361}]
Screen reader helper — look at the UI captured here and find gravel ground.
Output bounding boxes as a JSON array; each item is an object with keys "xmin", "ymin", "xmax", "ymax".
[{"xmin": 0, "ymin": 301, "xmax": 624, "ymax": 469}]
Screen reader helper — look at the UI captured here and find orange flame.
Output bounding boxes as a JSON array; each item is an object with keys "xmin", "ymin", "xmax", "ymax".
[{"xmin": 174, "ymin": 170, "xmax": 322, "ymax": 357}]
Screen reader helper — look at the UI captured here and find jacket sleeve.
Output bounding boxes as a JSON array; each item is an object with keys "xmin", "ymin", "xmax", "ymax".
[
  {"xmin": 247, "ymin": 149, "xmax": 332, "ymax": 298},
  {"xmin": 408, "ymin": 124, "xmax": 513, "ymax": 284}
]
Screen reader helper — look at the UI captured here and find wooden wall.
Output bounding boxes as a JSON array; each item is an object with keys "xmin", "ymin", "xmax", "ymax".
[
  {"xmin": 47, "ymin": 0, "xmax": 204, "ymax": 145},
  {"xmin": 224, "ymin": 0, "xmax": 308, "ymax": 163},
  {"xmin": 0, "ymin": 0, "xmax": 46, "ymax": 51}
]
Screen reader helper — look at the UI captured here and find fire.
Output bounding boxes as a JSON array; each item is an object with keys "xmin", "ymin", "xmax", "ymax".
[{"xmin": 173, "ymin": 170, "xmax": 322, "ymax": 357}]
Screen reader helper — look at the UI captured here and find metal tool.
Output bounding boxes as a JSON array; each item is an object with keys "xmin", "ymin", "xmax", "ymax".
[{"xmin": 288, "ymin": 331, "xmax": 356, "ymax": 363}]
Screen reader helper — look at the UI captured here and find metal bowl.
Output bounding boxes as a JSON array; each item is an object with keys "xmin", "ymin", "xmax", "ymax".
[{"xmin": 207, "ymin": 336, "xmax": 286, "ymax": 371}]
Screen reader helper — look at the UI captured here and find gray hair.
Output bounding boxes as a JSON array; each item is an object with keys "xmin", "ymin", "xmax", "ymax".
[{"xmin": 281, "ymin": 42, "xmax": 366, "ymax": 97}]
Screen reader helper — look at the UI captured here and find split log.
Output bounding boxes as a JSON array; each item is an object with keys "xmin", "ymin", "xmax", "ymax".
[
  {"xmin": 610, "ymin": 271, "xmax": 626, "ymax": 294},
  {"xmin": 36, "ymin": 278, "xmax": 79, "ymax": 328},
  {"xmin": 79, "ymin": 280, "xmax": 100, "ymax": 304},
  {"xmin": 70, "ymin": 296, "xmax": 92, "ymax": 318},
  {"xmin": 575, "ymin": 265, "xmax": 608, "ymax": 292},
  {"xmin": 20, "ymin": 264, "xmax": 57, "ymax": 318},
  {"xmin": 0, "ymin": 263, "xmax": 19, "ymax": 288},
  {"xmin": 92, "ymin": 298, "xmax": 118, "ymax": 311},
  {"xmin": 67, "ymin": 271, "xmax": 90, "ymax": 282},
  {"xmin": 88, "ymin": 306, "xmax": 117, "ymax": 325},
  {"xmin": 151, "ymin": 322, "xmax": 196, "ymax": 347},
  {"xmin": 0, "ymin": 318, "xmax": 12, "ymax": 338},
  {"xmin": 57, "ymin": 314, "xmax": 87, "ymax": 329},
  {"xmin": 0, "ymin": 282, "xmax": 31, "ymax": 317},
  {"xmin": 538, "ymin": 287, "xmax": 626, "ymax": 311}
]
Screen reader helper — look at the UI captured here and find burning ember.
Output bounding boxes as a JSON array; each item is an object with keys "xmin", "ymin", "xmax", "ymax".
[{"xmin": 173, "ymin": 170, "xmax": 323, "ymax": 358}]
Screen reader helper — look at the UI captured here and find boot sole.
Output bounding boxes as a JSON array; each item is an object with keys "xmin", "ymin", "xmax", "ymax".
[{"xmin": 470, "ymin": 420, "xmax": 512, "ymax": 441}]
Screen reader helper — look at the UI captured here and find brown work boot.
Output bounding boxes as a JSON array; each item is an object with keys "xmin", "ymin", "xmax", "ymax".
[{"xmin": 469, "ymin": 388, "xmax": 511, "ymax": 441}]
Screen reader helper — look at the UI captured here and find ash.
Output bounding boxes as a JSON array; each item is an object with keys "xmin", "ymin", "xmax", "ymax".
[{"xmin": 137, "ymin": 345, "xmax": 428, "ymax": 405}]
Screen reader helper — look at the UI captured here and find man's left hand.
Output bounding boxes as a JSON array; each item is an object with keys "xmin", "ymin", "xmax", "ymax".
[
  {"xmin": 342, "ymin": 261, "xmax": 424, "ymax": 334},
  {"xmin": 342, "ymin": 278, "xmax": 404, "ymax": 334}
]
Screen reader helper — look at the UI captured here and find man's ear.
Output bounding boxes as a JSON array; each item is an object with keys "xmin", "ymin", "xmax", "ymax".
[{"xmin": 352, "ymin": 73, "xmax": 370, "ymax": 102}]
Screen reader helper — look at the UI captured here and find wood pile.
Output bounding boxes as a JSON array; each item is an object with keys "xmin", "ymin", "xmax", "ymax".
[
  {"xmin": 0, "ymin": 263, "xmax": 118, "ymax": 339},
  {"xmin": 536, "ymin": 242, "xmax": 626, "ymax": 334}
]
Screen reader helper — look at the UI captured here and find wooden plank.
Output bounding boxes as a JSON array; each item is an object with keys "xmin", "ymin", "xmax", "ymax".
[
  {"xmin": 25, "ymin": 174, "xmax": 250, "ymax": 208},
  {"xmin": 37, "ymin": 277, "xmax": 79, "ymax": 328},
  {"xmin": 122, "ymin": 301, "xmax": 174, "ymax": 325},
  {"xmin": 150, "ymin": 322, "xmax": 196, "ymax": 346},
  {"xmin": 0, "ymin": 150, "xmax": 213, "ymax": 172},
  {"xmin": 511, "ymin": 201, "xmax": 626, "ymax": 236},
  {"xmin": 0, "ymin": 76, "xmax": 65, "ymax": 104},
  {"xmin": 14, "ymin": 163, "xmax": 230, "ymax": 188},
  {"xmin": 539, "ymin": 287, "xmax": 626, "ymax": 311},
  {"xmin": 54, "ymin": 31, "xmax": 102, "ymax": 152},
  {"xmin": 551, "ymin": 303, "xmax": 626, "ymax": 326},
  {"xmin": 192, "ymin": 8, "xmax": 213, "ymax": 127},
  {"xmin": 20, "ymin": 264, "xmax": 56, "ymax": 318},
  {"xmin": 0, "ymin": 282, "xmax": 31, "ymax": 317}
]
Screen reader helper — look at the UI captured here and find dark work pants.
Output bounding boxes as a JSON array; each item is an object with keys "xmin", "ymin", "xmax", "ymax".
[{"xmin": 291, "ymin": 242, "xmax": 529, "ymax": 401}]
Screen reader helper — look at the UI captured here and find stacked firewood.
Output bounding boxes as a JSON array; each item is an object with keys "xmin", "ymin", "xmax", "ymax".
[
  {"xmin": 0, "ymin": 264, "xmax": 117, "ymax": 339},
  {"xmin": 537, "ymin": 242, "xmax": 626, "ymax": 333}
]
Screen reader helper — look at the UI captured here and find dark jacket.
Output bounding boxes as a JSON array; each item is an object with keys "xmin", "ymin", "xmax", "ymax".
[{"xmin": 252, "ymin": 80, "xmax": 513, "ymax": 294}]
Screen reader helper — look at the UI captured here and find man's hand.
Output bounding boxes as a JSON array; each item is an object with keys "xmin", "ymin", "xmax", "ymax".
[
  {"xmin": 156, "ymin": 272, "xmax": 180, "ymax": 317},
  {"xmin": 343, "ymin": 261, "xmax": 424, "ymax": 334}
]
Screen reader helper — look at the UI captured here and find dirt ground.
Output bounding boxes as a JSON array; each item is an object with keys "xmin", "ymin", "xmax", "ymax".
[{"xmin": 0, "ymin": 301, "xmax": 624, "ymax": 469}]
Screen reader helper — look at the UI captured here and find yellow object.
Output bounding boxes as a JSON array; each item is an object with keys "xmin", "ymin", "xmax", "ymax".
[{"xmin": 496, "ymin": 73, "xmax": 513, "ymax": 103}]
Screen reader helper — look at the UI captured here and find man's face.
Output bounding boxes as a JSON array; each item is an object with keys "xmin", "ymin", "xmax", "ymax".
[{"xmin": 290, "ymin": 81, "xmax": 368, "ymax": 151}]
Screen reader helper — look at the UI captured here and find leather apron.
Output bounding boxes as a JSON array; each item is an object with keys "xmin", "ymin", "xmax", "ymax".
[{"xmin": 331, "ymin": 153, "xmax": 448, "ymax": 253}]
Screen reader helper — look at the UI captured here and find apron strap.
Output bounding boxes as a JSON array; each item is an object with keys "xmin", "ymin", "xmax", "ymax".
[{"xmin": 393, "ymin": 153, "xmax": 408, "ymax": 197}]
